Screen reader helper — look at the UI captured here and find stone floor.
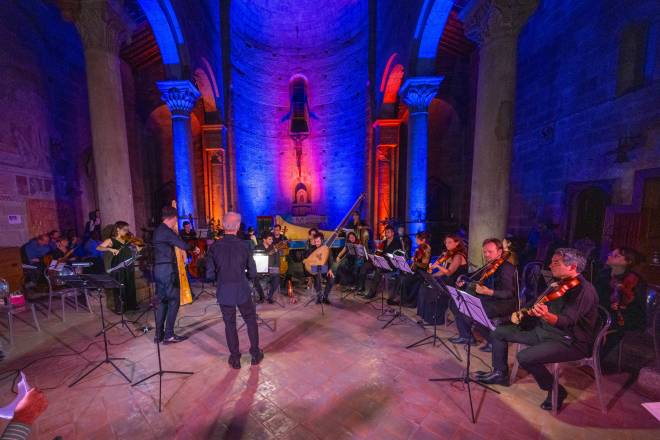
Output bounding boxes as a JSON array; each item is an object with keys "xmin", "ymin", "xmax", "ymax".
[{"xmin": 0, "ymin": 283, "xmax": 658, "ymax": 439}]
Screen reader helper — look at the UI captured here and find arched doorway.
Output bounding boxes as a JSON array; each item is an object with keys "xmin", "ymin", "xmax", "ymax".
[{"xmin": 570, "ymin": 187, "xmax": 610, "ymax": 244}]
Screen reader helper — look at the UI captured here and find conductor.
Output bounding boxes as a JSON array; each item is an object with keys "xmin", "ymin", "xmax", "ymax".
[
  {"xmin": 152, "ymin": 206, "xmax": 199, "ymax": 344},
  {"xmin": 206, "ymin": 211, "xmax": 264, "ymax": 369}
]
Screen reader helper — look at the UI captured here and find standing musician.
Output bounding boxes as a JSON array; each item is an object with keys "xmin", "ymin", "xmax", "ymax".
[
  {"xmin": 450, "ymin": 238, "xmax": 517, "ymax": 351},
  {"xmin": 358, "ymin": 225, "xmax": 402, "ymax": 299},
  {"xmin": 478, "ymin": 248, "xmax": 599, "ymax": 412},
  {"xmin": 272, "ymin": 224, "xmax": 291, "ymax": 283},
  {"xmin": 152, "ymin": 207, "xmax": 200, "ymax": 344},
  {"xmin": 96, "ymin": 221, "xmax": 140, "ymax": 312},
  {"xmin": 254, "ymin": 233, "xmax": 281, "ymax": 304},
  {"xmin": 305, "ymin": 233, "xmax": 335, "ymax": 304},
  {"xmin": 417, "ymin": 234, "xmax": 468, "ymax": 325},
  {"xmin": 206, "ymin": 212, "xmax": 264, "ymax": 369},
  {"xmin": 389, "ymin": 231, "xmax": 431, "ymax": 307}
]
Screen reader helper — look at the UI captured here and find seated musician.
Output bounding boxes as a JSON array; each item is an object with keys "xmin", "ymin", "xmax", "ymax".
[
  {"xmin": 272, "ymin": 224, "xmax": 287, "ymax": 244},
  {"xmin": 416, "ymin": 234, "xmax": 468, "ymax": 325},
  {"xmin": 347, "ymin": 211, "xmax": 367, "ymax": 237},
  {"xmin": 179, "ymin": 221, "xmax": 197, "ymax": 240},
  {"xmin": 450, "ymin": 238, "xmax": 516, "ymax": 352},
  {"xmin": 596, "ymin": 247, "xmax": 646, "ymax": 357},
  {"xmin": 50, "ymin": 238, "xmax": 77, "ymax": 263},
  {"xmin": 358, "ymin": 225, "xmax": 402, "ymax": 299},
  {"xmin": 253, "ymin": 233, "xmax": 280, "ymax": 304},
  {"xmin": 335, "ymin": 231, "xmax": 362, "ymax": 286},
  {"xmin": 247, "ymin": 227, "xmax": 258, "ymax": 251},
  {"xmin": 308, "ymin": 233, "xmax": 335, "ymax": 304},
  {"xmin": 397, "ymin": 225, "xmax": 412, "ymax": 259},
  {"xmin": 479, "ymin": 248, "xmax": 599, "ymax": 412},
  {"xmin": 48, "ymin": 230, "xmax": 62, "ymax": 252},
  {"xmin": 389, "ymin": 231, "xmax": 431, "ymax": 307}
]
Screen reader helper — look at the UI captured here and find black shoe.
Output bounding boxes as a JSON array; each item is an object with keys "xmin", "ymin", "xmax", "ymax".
[
  {"xmin": 474, "ymin": 370, "xmax": 490, "ymax": 378},
  {"xmin": 478, "ymin": 370, "xmax": 509, "ymax": 386},
  {"xmin": 364, "ymin": 291, "xmax": 376, "ymax": 299},
  {"xmin": 323, "ymin": 297, "xmax": 331, "ymax": 305},
  {"xmin": 229, "ymin": 357, "xmax": 241, "ymax": 369},
  {"xmin": 448, "ymin": 336, "xmax": 477, "ymax": 345},
  {"xmin": 251, "ymin": 350, "xmax": 264, "ymax": 366},
  {"xmin": 267, "ymin": 298, "xmax": 274, "ymax": 304},
  {"xmin": 479, "ymin": 343, "xmax": 492, "ymax": 353},
  {"xmin": 541, "ymin": 385, "xmax": 568, "ymax": 411},
  {"xmin": 163, "ymin": 334, "xmax": 188, "ymax": 344}
]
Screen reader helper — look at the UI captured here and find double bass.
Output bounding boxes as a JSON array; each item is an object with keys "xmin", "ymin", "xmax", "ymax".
[{"xmin": 171, "ymin": 201, "xmax": 193, "ymax": 305}]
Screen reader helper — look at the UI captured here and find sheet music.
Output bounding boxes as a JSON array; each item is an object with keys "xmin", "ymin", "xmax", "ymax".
[
  {"xmin": 641, "ymin": 402, "xmax": 660, "ymax": 422},
  {"xmin": 446, "ymin": 287, "xmax": 495, "ymax": 331},
  {"xmin": 388, "ymin": 254, "xmax": 413, "ymax": 274}
]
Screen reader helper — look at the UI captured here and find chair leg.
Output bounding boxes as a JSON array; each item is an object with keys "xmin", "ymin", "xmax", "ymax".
[
  {"xmin": 617, "ymin": 338, "xmax": 623, "ymax": 372},
  {"xmin": 61, "ymin": 296, "xmax": 66, "ymax": 323},
  {"xmin": 74, "ymin": 293, "xmax": 79, "ymax": 312},
  {"xmin": 510, "ymin": 344, "xmax": 520, "ymax": 383},
  {"xmin": 8, "ymin": 312, "xmax": 14, "ymax": 346},
  {"xmin": 48, "ymin": 293, "xmax": 53, "ymax": 318},
  {"xmin": 31, "ymin": 304, "xmax": 41, "ymax": 332},
  {"xmin": 552, "ymin": 363, "xmax": 559, "ymax": 416},
  {"xmin": 84, "ymin": 290, "xmax": 93, "ymax": 314},
  {"xmin": 593, "ymin": 361, "xmax": 606, "ymax": 414}
]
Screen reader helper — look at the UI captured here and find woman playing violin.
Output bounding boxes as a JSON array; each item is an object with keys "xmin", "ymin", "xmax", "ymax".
[{"xmin": 97, "ymin": 221, "xmax": 140, "ymax": 312}]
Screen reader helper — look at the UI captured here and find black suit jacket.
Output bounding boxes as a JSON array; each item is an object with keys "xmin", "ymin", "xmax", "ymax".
[
  {"xmin": 479, "ymin": 260, "xmax": 517, "ymax": 319},
  {"xmin": 206, "ymin": 234, "xmax": 257, "ymax": 306}
]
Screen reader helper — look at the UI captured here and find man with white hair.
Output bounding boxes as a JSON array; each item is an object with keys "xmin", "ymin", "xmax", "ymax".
[{"xmin": 206, "ymin": 212, "xmax": 263, "ymax": 369}]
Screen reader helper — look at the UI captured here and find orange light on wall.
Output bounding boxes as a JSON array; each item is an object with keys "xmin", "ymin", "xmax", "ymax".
[
  {"xmin": 202, "ymin": 124, "xmax": 227, "ymax": 224},
  {"xmin": 372, "ymin": 119, "xmax": 402, "ymax": 234}
]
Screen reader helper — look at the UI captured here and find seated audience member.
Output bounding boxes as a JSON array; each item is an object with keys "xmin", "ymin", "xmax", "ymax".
[
  {"xmin": 478, "ymin": 248, "xmax": 599, "ymax": 412},
  {"xmin": 597, "ymin": 247, "xmax": 646, "ymax": 357},
  {"xmin": 417, "ymin": 234, "xmax": 468, "ymax": 325},
  {"xmin": 450, "ymin": 238, "xmax": 517, "ymax": 352},
  {"xmin": 389, "ymin": 231, "xmax": 431, "ymax": 307},
  {"xmin": 23, "ymin": 234, "xmax": 52, "ymax": 266},
  {"xmin": 47, "ymin": 230, "xmax": 62, "ymax": 251}
]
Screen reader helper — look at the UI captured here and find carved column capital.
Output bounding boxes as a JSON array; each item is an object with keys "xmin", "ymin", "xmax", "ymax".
[
  {"xmin": 157, "ymin": 80, "xmax": 201, "ymax": 117},
  {"xmin": 463, "ymin": 0, "xmax": 539, "ymax": 46},
  {"xmin": 60, "ymin": 0, "xmax": 132, "ymax": 54},
  {"xmin": 399, "ymin": 77, "xmax": 444, "ymax": 114}
]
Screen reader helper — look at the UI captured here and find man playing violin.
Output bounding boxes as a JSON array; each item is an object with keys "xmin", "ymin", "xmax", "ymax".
[
  {"xmin": 254, "ymin": 233, "xmax": 280, "ymax": 304},
  {"xmin": 450, "ymin": 238, "xmax": 517, "ymax": 350},
  {"xmin": 478, "ymin": 248, "xmax": 599, "ymax": 412}
]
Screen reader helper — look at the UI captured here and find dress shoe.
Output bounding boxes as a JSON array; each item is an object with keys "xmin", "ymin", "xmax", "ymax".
[
  {"xmin": 448, "ymin": 336, "xmax": 477, "ymax": 345},
  {"xmin": 479, "ymin": 343, "xmax": 492, "ymax": 353},
  {"xmin": 541, "ymin": 385, "xmax": 568, "ymax": 411},
  {"xmin": 163, "ymin": 334, "xmax": 188, "ymax": 345},
  {"xmin": 477, "ymin": 370, "xmax": 509, "ymax": 386},
  {"xmin": 267, "ymin": 298, "xmax": 274, "ymax": 304},
  {"xmin": 228, "ymin": 357, "xmax": 241, "ymax": 369},
  {"xmin": 251, "ymin": 350, "xmax": 265, "ymax": 366}
]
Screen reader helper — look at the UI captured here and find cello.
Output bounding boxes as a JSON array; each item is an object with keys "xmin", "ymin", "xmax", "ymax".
[{"xmin": 171, "ymin": 201, "xmax": 193, "ymax": 305}]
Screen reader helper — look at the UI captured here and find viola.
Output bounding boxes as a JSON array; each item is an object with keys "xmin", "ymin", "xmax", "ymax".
[{"xmin": 511, "ymin": 277, "xmax": 580, "ymax": 325}]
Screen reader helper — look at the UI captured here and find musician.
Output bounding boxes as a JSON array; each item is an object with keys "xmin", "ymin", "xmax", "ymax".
[
  {"xmin": 254, "ymin": 233, "xmax": 280, "ymax": 304},
  {"xmin": 347, "ymin": 211, "xmax": 366, "ymax": 237},
  {"xmin": 597, "ymin": 247, "xmax": 646, "ymax": 357},
  {"xmin": 23, "ymin": 234, "xmax": 51, "ymax": 266},
  {"xmin": 389, "ymin": 231, "xmax": 431, "ymax": 307},
  {"xmin": 96, "ymin": 221, "xmax": 139, "ymax": 312},
  {"xmin": 206, "ymin": 212, "xmax": 263, "ymax": 369},
  {"xmin": 416, "ymin": 234, "xmax": 468, "ymax": 325},
  {"xmin": 47, "ymin": 230, "xmax": 62, "ymax": 252},
  {"xmin": 359, "ymin": 225, "xmax": 402, "ymax": 299},
  {"xmin": 335, "ymin": 231, "xmax": 362, "ymax": 286},
  {"xmin": 272, "ymin": 224, "xmax": 288, "ymax": 244},
  {"xmin": 152, "ymin": 207, "xmax": 199, "ymax": 344},
  {"xmin": 50, "ymin": 238, "xmax": 77, "ymax": 262},
  {"xmin": 179, "ymin": 221, "xmax": 197, "ymax": 240},
  {"xmin": 397, "ymin": 226, "xmax": 412, "ymax": 259},
  {"xmin": 308, "ymin": 233, "xmax": 335, "ymax": 304},
  {"xmin": 450, "ymin": 238, "xmax": 516, "ymax": 351},
  {"xmin": 247, "ymin": 227, "xmax": 258, "ymax": 251},
  {"xmin": 479, "ymin": 248, "xmax": 599, "ymax": 412}
]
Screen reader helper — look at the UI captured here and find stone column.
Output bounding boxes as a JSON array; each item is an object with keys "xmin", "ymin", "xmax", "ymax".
[
  {"xmin": 371, "ymin": 119, "xmax": 402, "ymax": 235},
  {"xmin": 157, "ymin": 80, "xmax": 201, "ymax": 225},
  {"xmin": 463, "ymin": 0, "xmax": 538, "ymax": 263},
  {"xmin": 399, "ymin": 77, "xmax": 443, "ymax": 235},
  {"xmin": 64, "ymin": 0, "xmax": 136, "ymax": 229}
]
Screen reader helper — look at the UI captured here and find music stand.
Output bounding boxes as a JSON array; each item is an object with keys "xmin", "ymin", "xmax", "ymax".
[
  {"xmin": 366, "ymin": 254, "xmax": 396, "ymax": 320},
  {"xmin": 68, "ymin": 274, "xmax": 131, "ymax": 387},
  {"xmin": 253, "ymin": 252, "xmax": 284, "ymax": 308},
  {"xmin": 103, "ymin": 253, "xmax": 142, "ymax": 337},
  {"xmin": 429, "ymin": 287, "xmax": 500, "ymax": 423},
  {"xmin": 340, "ymin": 244, "xmax": 367, "ymax": 300},
  {"xmin": 406, "ymin": 272, "xmax": 461, "ymax": 361},
  {"xmin": 304, "ymin": 265, "xmax": 329, "ymax": 315},
  {"xmin": 132, "ymin": 302, "xmax": 194, "ymax": 412},
  {"xmin": 239, "ymin": 280, "xmax": 275, "ymax": 332},
  {"xmin": 381, "ymin": 254, "xmax": 415, "ymax": 329}
]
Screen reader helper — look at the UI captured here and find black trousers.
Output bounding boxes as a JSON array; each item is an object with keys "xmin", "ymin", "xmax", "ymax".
[
  {"xmin": 313, "ymin": 272, "xmax": 334, "ymax": 299},
  {"xmin": 254, "ymin": 274, "xmax": 279, "ymax": 300},
  {"xmin": 154, "ymin": 267, "xmax": 179, "ymax": 339},
  {"xmin": 492, "ymin": 325, "xmax": 587, "ymax": 390},
  {"xmin": 220, "ymin": 298, "xmax": 260, "ymax": 360},
  {"xmin": 357, "ymin": 261, "xmax": 375, "ymax": 290}
]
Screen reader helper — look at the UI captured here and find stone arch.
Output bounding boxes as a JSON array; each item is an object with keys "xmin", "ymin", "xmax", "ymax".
[
  {"xmin": 413, "ymin": 0, "xmax": 453, "ymax": 72},
  {"xmin": 193, "ymin": 67, "xmax": 218, "ymax": 113}
]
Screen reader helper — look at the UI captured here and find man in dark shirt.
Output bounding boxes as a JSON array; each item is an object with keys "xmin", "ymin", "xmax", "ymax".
[
  {"xmin": 254, "ymin": 233, "xmax": 280, "ymax": 304},
  {"xmin": 206, "ymin": 211, "xmax": 263, "ymax": 369},
  {"xmin": 450, "ymin": 238, "xmax": 517, "ymax": 348},
  {"xmin": 478, "ymin": 248, "xmax": 599, "ymax": 412},
  {"xmin": 306, "ymin": 233, "xmax": 335, "ymax": 304},
  {"xmin": 152, "ymin": 207, "xmax": 198, "ymax": 344},
  {"xmin": 359, "ymin": 225, "xmax": 402, "ymax": 299},
  {"xmin": 179, "ymin": 221, "xmax": 197, "ymax": 241},
  {"xmin": 23, "ymin": 234, "xmax": 51, "ymax": 265}
]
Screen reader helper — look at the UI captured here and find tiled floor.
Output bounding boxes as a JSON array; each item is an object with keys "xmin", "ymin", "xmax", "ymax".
[{"xmin": 0, "ymin": 284, "xmax": 658, "ymax": 439}]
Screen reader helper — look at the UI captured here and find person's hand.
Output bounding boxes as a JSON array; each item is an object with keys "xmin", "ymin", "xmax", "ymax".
[
  {"xmin": 530, "ymin": 303, "xmax": 549, "ymax": 318},
  {"xmin": 475, "ymin": 284, "xmax": 493, "ymax": 296},
  {"xmin": 193, "ymin": 247, "xmax": 201, "ymax": 255},
  {"xmin": 611, "ymin": 302, "xmax": 619, "ymax": 311},
  {"xmin": 511, "ymin": 311, "xmax": 523, "ymax": 325},
  {"xmin": 109, "ymin": 248, "xmax": 120, "ymax": 256},
  {"xmin": 456, "ymin": 279, "xmax": 465, "ymax": 287},
  {"xmin": 327, "ymin": 270, "xmax": 334, "ymax": 279},
  {"xmin": 13, "ymin": 388, "xmax": 48, "ymax": 425}
]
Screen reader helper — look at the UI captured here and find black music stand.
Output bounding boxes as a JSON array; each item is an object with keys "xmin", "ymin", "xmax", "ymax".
[
  {"xmin": 381, "ymin": 254, "xmax": 415, "ymax": 330},
  {"xmin": 101, "ymin": 253, "xmax": 142, "ymax": 337},
  {"xmin": 240, "ymin": 282, "xmax": 275, "ymax": 332},
  {"xmin": 366, "ymin": 254, "xmax": 396, "ymax": 319},
  {"xmin": 340, "ymin": 244, "xmax": 366, "ymax": 301},
  {"xmin": 406, "ymin": 272, "xmax": 461, "ymax": 361},
  {"xmin": 68, "ymin": 274, "xmax": 132, "ymax": 387},
  {"xmin": 132, "ymin": 303, "xmax": 194, "ymax": 412},
  {"xmin": 429, "ymin": 287, "xmax": 500, "ymax": 423},
  {"xmin": 304, "ymin": 265, "xmax": 328, "ymax": 315}
]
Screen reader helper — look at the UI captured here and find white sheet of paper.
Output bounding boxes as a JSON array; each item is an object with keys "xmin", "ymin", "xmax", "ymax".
[
  {"xmin": 0, "ymin": 371, "xmax": 30, "ymax": 419},
  {"xmin": 641, "ymin": 402, "xmax": 660, "ymax": 422}
]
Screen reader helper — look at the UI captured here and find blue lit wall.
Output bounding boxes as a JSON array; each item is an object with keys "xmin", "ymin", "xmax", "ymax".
[{"xmin": 230, "ymin": 0, "xmax": 369, "ymax": 228}]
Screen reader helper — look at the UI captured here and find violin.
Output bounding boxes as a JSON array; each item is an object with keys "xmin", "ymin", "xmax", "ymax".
[
  {"xmin": 124, "ymin": 232, "xmax": 145, "ymax": 247},
  {"xmin": 428, "ymin": 248, "xmax": 458, "ymax": 274},
  {"xmin": 511, "ymin": 277, "xmax": 580, "ymax": 325},
  {"xmin": 458, "ymin": 251, "xmax": 511, "ymax": 292}
]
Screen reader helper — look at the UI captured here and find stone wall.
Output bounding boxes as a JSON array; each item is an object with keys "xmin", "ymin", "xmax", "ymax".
[
  {"xmin": 510, "ymin": 0, "xmax": 660, "ymax": 236},
  {"xmin": 0, "ymin": 1, "xmax": 93, "ymax": 246},
  {"xmin": 229, "ymin": 0, "xmax": 369, "ymax": 228}
]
